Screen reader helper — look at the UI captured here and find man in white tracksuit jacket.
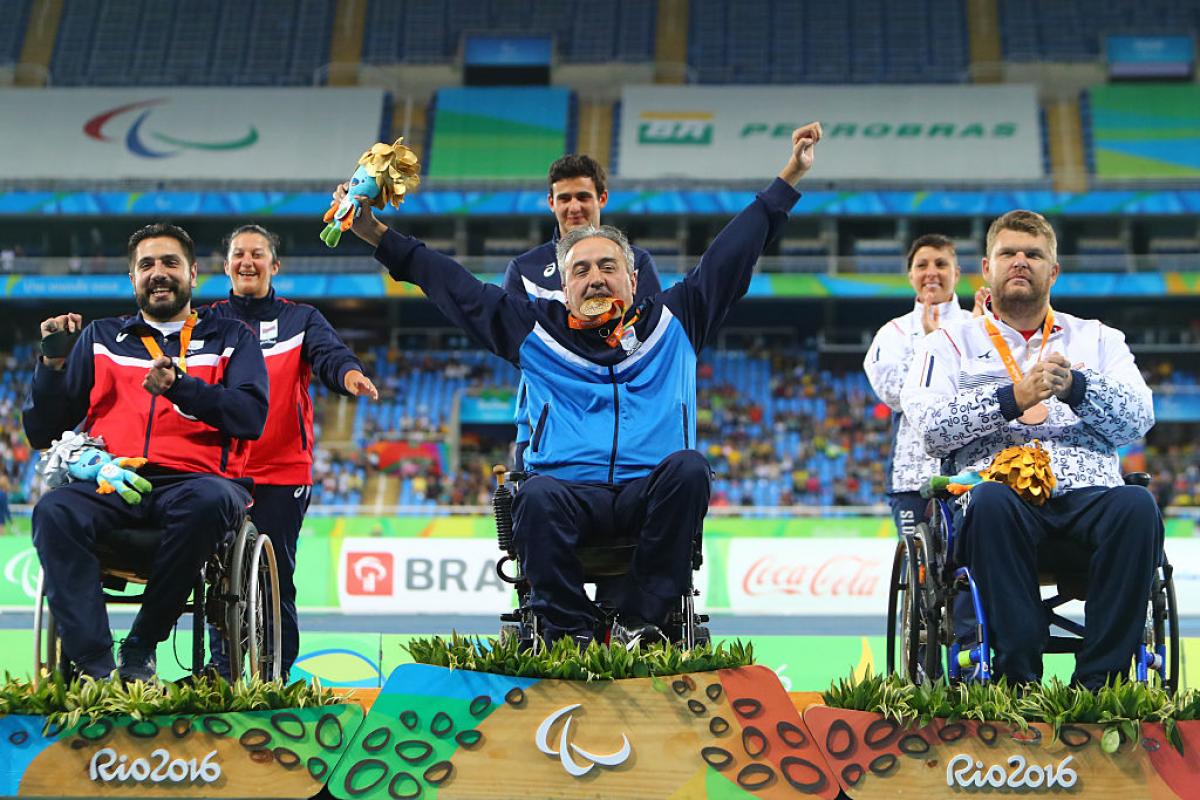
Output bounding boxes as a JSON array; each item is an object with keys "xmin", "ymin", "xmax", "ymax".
[{"xmin": 901, "ymin": 210, "xmax": 1160, "ymax": 689}]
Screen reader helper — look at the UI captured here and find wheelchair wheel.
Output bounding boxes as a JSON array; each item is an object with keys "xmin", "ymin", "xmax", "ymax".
[
  {"xmin": 225, "ymin": 521, "xmax": 282, "ymax": 681},
  {"xmin": 887, "ymin": 533, "xmax": 940, "ymax": 682},
  {"xmin": 911, "ymin": 528, "xmax": 944, "ymax": 683},
  {"xmin": 885, "ymin": 538, "xmax": 910, "ymax": 677}
]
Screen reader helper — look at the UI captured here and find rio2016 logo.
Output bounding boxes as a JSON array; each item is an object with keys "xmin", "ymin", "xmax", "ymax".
[
  {"xmin": 83, "ymin": 99, "xmax": 258, "ymax": 158},
  {"xmin": 89, "ymin": 747, "xmax": 221, "ymax": 784},
  {"xmin": 946, "ymin": 753, "xmax": 1078, "ymax": 790}
]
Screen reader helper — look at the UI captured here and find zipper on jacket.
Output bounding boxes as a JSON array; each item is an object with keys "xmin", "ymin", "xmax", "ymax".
[
  {"xmin": 297, "ymin": 403, "xmax": 308, "ymax": 450},
  {"xmin": 608, "ymin": 367, "xmax": 619, "ymax": 484},
  {"xmin": 142, "ymin": 395, "xmax": 157, "ymax": 458},
  {"xmin": 531, "ymin": 402, "xmax": 550, "ymax": 452},
  {"xmin": 682, "ymin": 403, "xmax": 689, "ymax": 448},
  {"xmin": 220, "ymin": 438, "xmax": 230, "ymax": 473}
]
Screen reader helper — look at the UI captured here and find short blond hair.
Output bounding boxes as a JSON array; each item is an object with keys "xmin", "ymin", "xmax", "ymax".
[{"xmin": 986, "ymin": 210, "xmax": 1057, "ymax": 262}]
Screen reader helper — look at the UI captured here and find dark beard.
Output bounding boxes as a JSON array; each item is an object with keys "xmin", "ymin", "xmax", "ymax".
[{"xmin": 136, "ymin": 281, "xmax": 191, "ymax": 321}]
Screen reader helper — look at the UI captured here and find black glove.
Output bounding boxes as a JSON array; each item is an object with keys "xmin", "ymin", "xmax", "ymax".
[{"xmin": 40, "ymin": 329, "xmax": 80, "ymax": 359}]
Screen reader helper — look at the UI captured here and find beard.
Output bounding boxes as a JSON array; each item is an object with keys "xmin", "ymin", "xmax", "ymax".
[
  {"xmin": 992, "ymin": 275, "xmax": 1048, "ymax": 319},
  {"xmin": 136, "ymin": 278, "xmax": 191, "ymax": 321}
]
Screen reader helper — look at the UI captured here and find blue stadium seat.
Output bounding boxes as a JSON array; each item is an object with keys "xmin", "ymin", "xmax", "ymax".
[
  {"xmin": 48, "ymin": 0, "xmax": 333, "ymax": 86},
  {"xmin": 1000, "ymin": 0, "xmax": 1200, "ymax": 62},
  {"xmin": 0, "ymin": 0, "xmax": 31, "ymax": 66},
  {"xmin": 49, "ymin": 2, "xmax": 99, "ymax": 85}
]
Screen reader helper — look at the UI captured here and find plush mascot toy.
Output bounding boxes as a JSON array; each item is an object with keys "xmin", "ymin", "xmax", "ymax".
[
  {"xmin": 41, "ymin": 431, "xmax": 153, "ymax": 505},
  {"xmin": 320, "ymin": 138, "xmax": 421, "ymax": 247}
]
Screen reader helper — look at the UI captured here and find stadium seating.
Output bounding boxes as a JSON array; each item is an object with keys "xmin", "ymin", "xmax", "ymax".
[
  {"xmin": 0, "ymin": 0, "xmax": 32, "ymax": 67},
  {"xmin": 1000, "ymin": 0, "xmax": 1200, "ymax": 61},
  {"xmin": 362, "ymin": 0, "xmax": 654, "ymax": 66},
  {"xmin": 689, "ymin": 0, "xmax": 968, "ymax": 84},
  {"xmin": 50, "ymin": 0, "xmax": 334, "ymax": 86}
]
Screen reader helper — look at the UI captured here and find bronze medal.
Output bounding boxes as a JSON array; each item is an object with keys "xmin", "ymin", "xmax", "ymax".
[
  {"xmin": 579, "ymin": 296, "xmax": 615, "ymax": 317},
  {"xmin": 1018, "ymin": 402, "xmax": 1049, "ymax": 425}
]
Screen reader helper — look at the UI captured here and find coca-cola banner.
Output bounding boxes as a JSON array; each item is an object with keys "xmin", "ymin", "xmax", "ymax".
[{"xmin": 725, "ymin": 538, "xmax": 895, "ymax": 615}]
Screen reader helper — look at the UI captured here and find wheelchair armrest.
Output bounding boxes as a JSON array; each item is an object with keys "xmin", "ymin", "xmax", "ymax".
[{"xmin": 1123, "ymin": 472, "xmax": 1151, "ymax": 487}]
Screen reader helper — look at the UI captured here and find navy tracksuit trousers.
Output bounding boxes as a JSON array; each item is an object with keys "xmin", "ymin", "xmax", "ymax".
[
  {"xmin": 888, "ymin": 491, "xmax": 929, "ymax": 539},
  {"xmin": 31, "ymin": 474, "xmax": 250, "ymax": 677},
  {"xmin": 956, "ymin": 481, "xmax": 1163, "ymax": 688},
  {"xmin": 512, "ymin": 450, "xmax": 711, "ymax": 642}
]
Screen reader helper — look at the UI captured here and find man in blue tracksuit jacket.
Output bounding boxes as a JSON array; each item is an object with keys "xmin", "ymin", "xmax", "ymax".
[
  {"xmin": 502, "ymin": 154, "xmax": 662, "ymax": 470},
  {"xmin": 337, "ymin": 124, "xmax": 823, "ymax": 643},
  {"xmin": 503, "ymin": 155, "xmax": 663, "ymax": 615}
]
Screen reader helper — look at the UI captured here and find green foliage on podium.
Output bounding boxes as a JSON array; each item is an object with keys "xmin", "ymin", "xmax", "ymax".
[
  {"xmin": 404, "ymin": 633, "xmax": 755, "ymax": 680},
  {"xmin": 823, "ymin": 671, "xmax": 1200, "ymax": 754},
  {"xmin": 0, "ymin": 672, "xmax": 340, "ymax": 731}
]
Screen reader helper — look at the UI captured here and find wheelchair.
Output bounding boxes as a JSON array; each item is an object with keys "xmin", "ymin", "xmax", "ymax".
[
  {"xmin": 490, "ymin": 466, "xmax": 711, "ymax": 650},
  {"xmin": 886, "ymin": 472, "xmax": 1180, "ymax": 692},
  {"xmin": 33, "ymin": 517, "xmax": 283, "ymax": 683}
]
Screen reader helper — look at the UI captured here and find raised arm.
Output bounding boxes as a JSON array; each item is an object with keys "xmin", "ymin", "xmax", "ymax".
[
  {"xmin": 23, "ymin": 314, "xmax": 92, "ymax": 449},
  {"xmin": 665, "ymin": 123, "xmax": 819, "ymax": 350},
  {"xmin": 336, "ymin": 184, "xmax": 537, "ymax": 363}
]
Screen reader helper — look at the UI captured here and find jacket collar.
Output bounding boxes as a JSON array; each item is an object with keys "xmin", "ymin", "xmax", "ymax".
[
  {"xmin": 120, "ymin": 309, "xmax": 203, "ymax": 335},
  {"xmin": 226, "ymin": 288, "xmax": 279, "ymax": 321}
]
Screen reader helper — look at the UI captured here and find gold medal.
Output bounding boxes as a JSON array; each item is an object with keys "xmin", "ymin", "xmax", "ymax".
[
  {"xmin": 579, "ymin": 296, "xmax": 615, "ymax": 317},
  {"xmin": 1018, "ymin": 402, "xmax": 1049, "ymax": 425}
]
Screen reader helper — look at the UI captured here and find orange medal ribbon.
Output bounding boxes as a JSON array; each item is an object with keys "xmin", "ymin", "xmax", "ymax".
[
  {"xmin": 983, "ymin": 309, "xmax": 1054, "ymax": 424},
  {"xmin": 139, "ymin": 311, "xmax": 198, "ymax": 374}
]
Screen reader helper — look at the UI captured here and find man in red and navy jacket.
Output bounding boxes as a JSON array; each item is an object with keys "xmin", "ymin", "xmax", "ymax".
[
  {"xmin": 23, "ymin": 223, "xmax": 268, "ymax": 681},
  {"xmin": 207, "ymin": 224, "xmax": 377, "ymax": 678}
]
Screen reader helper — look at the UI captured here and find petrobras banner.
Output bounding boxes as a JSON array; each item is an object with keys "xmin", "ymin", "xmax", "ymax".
[
  {"xmin": 0, "ymin": 88, "xmax": 385, "ymax": 181},
  {"xmin": 617, "ymin": 85, "xmax": 1043, "ymax": 181},
  {"xmin": 723, "ymin": 538, "xmax": 896, "ymax": 615}
]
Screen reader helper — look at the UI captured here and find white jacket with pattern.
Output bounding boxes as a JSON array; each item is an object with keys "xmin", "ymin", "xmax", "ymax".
[{"xmin": 899, "ymin": 307, "xmax": 1154, "ymax": 495}]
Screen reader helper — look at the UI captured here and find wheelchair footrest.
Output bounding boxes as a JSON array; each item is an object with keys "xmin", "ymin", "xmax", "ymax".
[{"xmin": 500, "ymin": 612, "xmax": 522, "ymax": 623}]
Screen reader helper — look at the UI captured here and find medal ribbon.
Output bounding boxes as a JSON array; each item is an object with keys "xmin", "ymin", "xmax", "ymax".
[
  {"xmin": 983, "ymin": 309, "xmax": 1055, "ymax": 385},
  {"xmin": 139, "ymin": 311, "xmax": 198, "ymax": 374}
]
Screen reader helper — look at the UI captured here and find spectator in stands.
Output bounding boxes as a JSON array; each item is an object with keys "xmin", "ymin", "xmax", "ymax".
[
  {"xmin": 23, "ymin": 223, "xmax": 268, "ymax": 681},
  {"xmin": 902, "ymin": 210, "xmax": 1160, "ymax": 689},
  {"xmin": 206, "ymin": 223, "xmax": 378, "ymax": 680},
  {"xmin": 502, "ymin": 154, "xmax": 662, "ymax": 470},
  {"xmin": 864, "ymin": 234, "xmax": 976, "ymax": 538},
  {"xmin": 339, "ymin": 122, "xmax": 822, "ymax": 646}
]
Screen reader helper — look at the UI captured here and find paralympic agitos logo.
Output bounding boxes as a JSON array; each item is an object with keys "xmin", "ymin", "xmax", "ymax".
[{"xmin": 83, "ymin": 99, "xmax": 258, "ymax": 158}]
